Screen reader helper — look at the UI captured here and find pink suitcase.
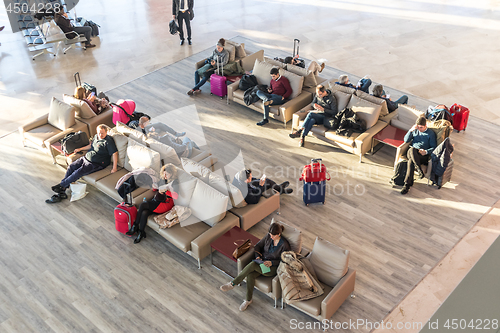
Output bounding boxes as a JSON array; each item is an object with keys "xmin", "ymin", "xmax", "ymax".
[
  {"xmin": 450, "ymin": 103, "xmax": 469, "ymax": 132},
  {"xmin": 210, "ymin": 56, "xmax": 227, "ymax": 98}
]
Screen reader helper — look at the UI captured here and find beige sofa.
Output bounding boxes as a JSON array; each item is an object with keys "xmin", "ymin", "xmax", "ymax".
[
  {"xmin": 291, "ymin": 83, "xmax": 396, "ymax": 161},
  {"xmin": 228, "ymin": 58, "xmax": 314, "ymax": 127},
  {"xmin": 62, "ymin": 94, "xmax": 114, "ymax": 137}
]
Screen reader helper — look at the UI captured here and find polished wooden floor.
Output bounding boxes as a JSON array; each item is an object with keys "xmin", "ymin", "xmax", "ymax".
[{"xmin": 1, "ymin": 1, "xmax": 500, "ymax": 332}]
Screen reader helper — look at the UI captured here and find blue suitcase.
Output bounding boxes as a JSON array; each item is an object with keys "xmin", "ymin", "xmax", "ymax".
[{"xmin": 303, "ymin": 180, "xmax": 326, "ymax": 206}]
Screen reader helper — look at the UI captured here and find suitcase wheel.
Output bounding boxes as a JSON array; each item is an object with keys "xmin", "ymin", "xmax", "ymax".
[{"xmin": 210, "ymin": 93, "xmax": 213, "ymax": 95}]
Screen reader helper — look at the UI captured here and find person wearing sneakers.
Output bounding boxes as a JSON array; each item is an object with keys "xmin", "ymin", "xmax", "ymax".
[
  {"xmin": 400, "ymin": 116, "xmax": 437, "ymax": 195},
  {"xmin": 232, "ymin": 169, "xmax": 293, "ymax": 205},
  {"xmin": 220, "ymin": 222, "xmax": 290, "ymax": 311},
  {"xmin": 187, "ymin": 38, "xmax": 229, "ymax": 96},
  {"xmin": 336, "ymin": 74, "xmax": 371, "ymax": 93},
  {"xmin": 54, "ymin": 11, "xmax": 96, "ymax": 48},
  {"xmin": 284, "ymin": 55, "xmax": 325, "ymax": 75},
  {"xmin": 255, "ymin": 68, "xmax": 293, "ymax": 126},
  {"xmin": 46, "ymin": 125, "xmax": 118, "ymax": 203},
  {"xmin": 289, "ymin": 84, "xmax": 337, "ymax": 147},
  {"xmin": 372, "ymin": 84, "xmax": 408, "ymax": 113}
]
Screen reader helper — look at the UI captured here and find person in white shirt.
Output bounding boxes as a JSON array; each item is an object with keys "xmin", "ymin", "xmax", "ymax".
[{"xmin": 172, "ymin": 0, "xmax": 194, "ymax": 45}]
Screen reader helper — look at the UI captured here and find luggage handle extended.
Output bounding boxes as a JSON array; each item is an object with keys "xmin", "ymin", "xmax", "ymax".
[
  {"xmin": 293, "ymin": 39, "xmax": 300, "ymax": 57},
  {"xmin": 74, "ymin": 72, "xmax": 81, "ymax": 87},
  {"xmin": 216, "ymin": 53, "xmax": 224, "ymax": 77}
]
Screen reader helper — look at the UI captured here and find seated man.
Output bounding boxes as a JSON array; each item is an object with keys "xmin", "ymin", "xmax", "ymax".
[
  {"xmin": 336, "ymin": 74, "xmax": 371, "ymax": 93},
  {"xmin": 284, "ymin": 55, "xmax": 325, "ymax": 75},
  {"xmin": 54, "ymin": 11, "xmax": 95, "ymax": 48},
  {"xmin": 289, "ymin": 84, "xmax": 338, "ymax": 147},
  {"xmin": 401, "ymin": 116, "xmax": 437, "ymax": 195},
  {"xmin": 372, "ymin": 84, "xmax": 408, "ymax": 113},
  {"xmin": 132, "ymin": 116, "xmax": 185, "ymax": 137},
  {"xmin": 255, "ymin": 68, "xmax": 293, "ymax": 126},
  {"xmin": 47, "ymin": 124, "xmax": 118, "ymax": 203},
  {"xmin": 232, "ymin": 169, "xmax": 293, "ymax": 205}
]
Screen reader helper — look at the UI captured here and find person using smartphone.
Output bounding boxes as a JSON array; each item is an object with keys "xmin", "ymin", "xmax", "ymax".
[
  {"xmin": 220, "ymin": 222, "xmax": 290, "ymax": 311},
  {"xmin": 231, "ymin": 168, "xmax": 293, "ymax": 205},
  {"xmin": 255, "ymin": 68, "xmax": 293, "ymax": 126}
]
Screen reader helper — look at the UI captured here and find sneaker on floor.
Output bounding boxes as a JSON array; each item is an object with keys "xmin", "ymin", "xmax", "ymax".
[
  {"xmin": 45, "ymin": 194, "xmax": 62, "ymax": 204},
  {"xmin": 220, "ymin": 282, "xmax": 234, "ymax": 292},
  {"xmin": 256, "ymin": 119, "xmax": 269, "ymax": 126},
  {"xmin": 51, "ymin": 184, "xmax": 63, "ymax": 193},
  {"xmin": 193, "ymin": 89, "xmax": 201, "ymax": 95},
  {"xmin": 400, "ymin": 185, "xmax": 410, "ymax": 195},
  {"xmin": 239, "ymin": 300, "xmax": 252, "ymax": 311},
  {"xmin": 187, "ymin": 89, "xmax": 194, "ymax": 96},
  {"xmin": 289, "ymin": 129, "xmax": 302, "ymax": 138},
  {"xmin": 278, "ymin": 181, "xmax": 290, "ymax": 188},
  {"xmin": 284, "ymin": 188, "xmax": 293, "ymax": 194}
]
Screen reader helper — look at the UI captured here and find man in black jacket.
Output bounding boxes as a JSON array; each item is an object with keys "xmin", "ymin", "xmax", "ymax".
[
  {"xmin": 289, "ymin": 84, "xmax": 337, "ymax": 147},
  {"xmin": 172, "ymin": 0, "xmax": 193, "ymax": 45},
  {"xmin": 232, "ymin": 169, "xmax": 292, "ymax": 205},
  {"xmin": 54, "ymin": 11, "xmax": 95, "ymax": 48}
]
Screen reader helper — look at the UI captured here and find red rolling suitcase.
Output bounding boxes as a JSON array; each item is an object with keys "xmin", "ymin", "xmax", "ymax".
[
  {"xmin": 450, "ymin": 103, "xmax": 469, "ymax": 132},
  {"xmin": 114, "ymin": 182, "xmax": 137, "ymax": 235},
  {"xmin": 210, "ymin": 56, "xmax": 227, "ymax": 99},
  {"xmin": 299, "ymin": 158, "xmax": 331, "ymax": 183}
]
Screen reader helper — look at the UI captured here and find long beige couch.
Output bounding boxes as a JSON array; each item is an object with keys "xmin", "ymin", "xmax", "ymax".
[{"xmin": 291, "ymin": 83, "xmax": 397, "ymax": 162}]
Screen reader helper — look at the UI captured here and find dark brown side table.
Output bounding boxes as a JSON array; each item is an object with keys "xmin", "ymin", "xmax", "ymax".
[{"xmin": 210, "ymin": 226, "xmax": 260, "ymax": 278}]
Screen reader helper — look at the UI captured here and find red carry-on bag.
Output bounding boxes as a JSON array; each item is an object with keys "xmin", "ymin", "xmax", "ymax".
[
  {"xmin": 299, "ymin": 158, "xmax": 331, "ymax": 183},
  {"xmin": 210, "ymin": 55, "xmax": 227, "ymax": 99},
  {"xmin": 450, "ymin": 103, "xmax": 470, "ymax": 132},
  {"xmin": 114, "ymin": 180, "xmax": 137, "ymax": 235}
]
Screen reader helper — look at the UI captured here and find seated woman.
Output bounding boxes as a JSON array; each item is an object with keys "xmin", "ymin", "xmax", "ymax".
[
  {"xmin": 336, "ymin": 74, "xmax": 371, "ymax": 93},
  {"xmin": 74, "ymin": 86, "xmax": 108, "ymax": 114},
  {"xmin": 126, "ymin": 164, "xmax": 179, "ymax": 243},
  {"xmin": 220, "ymin": 222, "xmax": 291, "ymax": 311},
  {"xmin": 284, "ymin": 55, "xmax": 325, "ymax": 75},
  {"xmin": 289, "ymin": 84, "xmax": 338, "ymax": 147},
  {"xmin": 187, "ymin": 38, "xmax": 229, "ymax": 95},
  {"xmin": 232, "ymin": 169, "xmax": 292, "ymax": 205},
  {"xmin": 372, "ymin": 84, "xmax": 408, "ymax": 113}
]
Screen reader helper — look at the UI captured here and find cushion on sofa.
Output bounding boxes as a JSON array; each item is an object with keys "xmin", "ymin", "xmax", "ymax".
[
  {"xmin": 324, "ymin": 131, "xmax": 359, "ymax": 147},
  {"xmin": 63, "ymin": 94, "xmax": 96, "ymax": 119},
  {"xmin": 252, "ymin": 59, "xmax": 276, "ymax": 85},
  {"xmin": 226, "ymin": 41, "xmax": 246, "ymax": 58},
  {"xmin": 47, "ymin": 97, "xmax": 76, "ymax": 131},
  {"xmin": 263, "ymin": 56, "xmax": 286, "ymax": 68},
  {"xmin": 174, "ymin": 168, "xmax": 199, "ymax": 207},
  {"xmin": 392, "ymin": 104, "xmax": 424, "ymax": 131},
  {"xmin": 188, "ymin": 180, "xmax": 228, "ymax": 227},
  {"xmin": 328, "ymin": 82, "xmax": 356, "ymax": 95},
  {"xmin": 208, "ymin": 172, "xmax": 247, "ymax": 209},
  {"xmin": 181, "ymin": 157, "xmax": 211, "ymax": 183},
  {"xmin": 240, "ymin": 50, "xmax": 264, "ymax": 72},
  {"xmin": 115, "ymin": 121, "xmax": 147, "ymax": 144},
  {"xmin": 225, "ymin": 43, "xmax": 236, "ymax": 63},
  {"xmin": 107, "ymin": 129, "xmax": 128, "ymax": 167},
  {"xmin": 332, "ymin": 90, "xmax": 352, "ymax": 112},
  {"xmin": 279, "ymin": 68, "xmax": 304, "ymax": 99},
  {"xmin": 124, "ymin": 138, "xmax": 161, "ymax": 174},
  {"xmin": 270, "ymin": 218, "xmax": 302, "ymax": 254},
  {"xmin": 146, "ymin": 137, "xmax": 182, "ymax": 166},
  {"xmin": 285, "ymin": 63, "xmax": 317, "ymax": 89},
  {"xmin": 347, "ymin": 95, "xmax": 382, "ymax": 129},
  {"xmin": 309, "ymin": 237, "xmax": 350, "ymax": 287},
  {"xmin": 355, "ymin": 90, "xmax": 389, "ymax": 117}
]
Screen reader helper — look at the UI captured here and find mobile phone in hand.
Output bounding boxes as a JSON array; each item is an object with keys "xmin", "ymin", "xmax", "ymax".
[
  {"xmin": 261, "ymin": 174, "xmax": 266, "ymax": 181},
  {"xmin": 253, "ymin": 259, "xmax": 264, "ymax": 264}
]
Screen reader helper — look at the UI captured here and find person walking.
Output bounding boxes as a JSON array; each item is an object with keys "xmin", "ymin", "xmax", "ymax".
[{"xmin": 172, "ymin": 0, "xmax": 194, "ymax": 45}]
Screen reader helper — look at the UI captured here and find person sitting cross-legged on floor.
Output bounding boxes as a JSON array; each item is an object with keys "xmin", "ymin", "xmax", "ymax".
[
  {"xmin": 289, "ymin": 84, "xmax": 338, "ymax": 147},
  {"xmin": 255, "ymin": 67, "xmax": 293, "ymax": 126},
  {"xmin": 400, "ymin": 116, "xmax": 437, "ymax": 195},
  {"xmin": 232, "ymin": 169, "xmax": 293, "ymax": 204},
  {"xmin": 372, "ymin": 84, "xmax": 408, "ymax": 113},
  {"xmin": 47, "ymin": 124, "xmax": 118, "ymax": 203},
  {"xmin": 220, "ymin": 222, "xmax": 291, "ymax": 311},
  {"xmin": 336, "ymin": 74, "xmax": 371, "ymax": 93}
]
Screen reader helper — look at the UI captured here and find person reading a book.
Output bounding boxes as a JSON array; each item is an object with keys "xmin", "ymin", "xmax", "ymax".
[{"xmin": 220, "ymin": 222, "xmax": 290, "ymax": 311}]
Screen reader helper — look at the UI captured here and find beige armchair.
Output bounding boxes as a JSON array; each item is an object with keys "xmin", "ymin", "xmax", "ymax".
[
  {"xmin": 63, "ymin": 94, "xmax": 114, "ymax": 137},
  {"xmin": 236, "ymin": 220, "xmax": 305, "ymax": 308},
  {"xmin": 279, "ymin": 237, "xmax": 356, "ymax": 322},
  {"xmin": 19, "ymin": 97, "xmax": 89, "ymax": 164}
]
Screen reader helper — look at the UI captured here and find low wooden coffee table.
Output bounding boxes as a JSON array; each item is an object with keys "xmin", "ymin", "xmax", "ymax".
[
  {"xmin": 372, "ymin": 125, "xmax": 407, "ymax": 166},
  {"xmin": 210, "ymin": 226, "xmax": 260, "ymax": 278}
]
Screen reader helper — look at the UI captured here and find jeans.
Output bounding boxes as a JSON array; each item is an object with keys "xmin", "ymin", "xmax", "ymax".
[
  {"xmin": 395, "ymin": 95, "xmax": 409, "ymax": 105},
  {"xmin": 177, "ymin": 10, "xmax": 191, "ymax": 41},
  {"xmin": 60, "ymin": 156, "xmax": 104, "ymax": 188},
  {"xmin": 255, "ymin": 90, "xmax": 286, "ymax": 119},
  {"xmin": 73, "ymin": 26, "xmax": 92, "ymax": 44},
  {"xmin": 358, "ymin": 78, "xmax": 372, "ymax": 93},
  {"xmin": 232, "ymin": 261, "xmax": 278, "ymax": 301},
  {"xmin": 405, "ymin": 147, "xmax": 430, "ymax": 187},
  {"xmin": 193, "ymin": 68, "xmax": 212, "ymax": 91},
  {"xmin": 301, "ymin": 112, "xmax": 326, "ymax": 136}
]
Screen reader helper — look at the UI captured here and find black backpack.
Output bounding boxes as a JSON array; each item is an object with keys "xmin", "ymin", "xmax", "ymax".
[
  {"xmin": 169, "ymin": 20, "xmax": 179, "ymax": 35},
  {"xmin": 61, "ymin": 131, "xmax": 89, "ymax": 155},
  {"xmin": 84, "ymin": 20, "xmax": 100, "ymax": 37},
  {"xmin": 391, "ymin": 160, "xmax": 408, "ymax": 186}
]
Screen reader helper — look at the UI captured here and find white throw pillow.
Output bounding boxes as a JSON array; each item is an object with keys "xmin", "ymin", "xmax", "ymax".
[
  {"xmin": 285, "ymin": 63, "xmax": 317, "ymax": 89},
  {"xmin": 226, "ymin": 40, "xmax": 246, "ymax": 58},
  {"xmin": 208, "ymin": 172, "xmax": 247, "ymax": 210},
  {"xmin": 181, "ymin": 158, "xmax": 212, "ymax": 183},
  {"xmin": 252, "ymin": 59, "xmax": 276, "ymax": 85},
  {"xmin": 124, "ymin": 138, "xmax": 161, "ymax": 174},
  {"xmin": 174, "ymin": 169, "xmax": 199, "ymax": 207},
  {"xmin": 47, "ymin": 97, "xmax": 76, "ymax": 131},
  {"xmin": 278, "ymin": 68, "xmax": 304, "ymax": 99},
  {"xmin": 188, "ymin": 180, "xmax": 228, "ymax": 226},
  {"xmin": 263, "ymin": 56, "xmax": 286, "ymax": 68},
  {"xmin": 146, "ymin": 138, "xmax": 182, "ymax": 167},
  {"xmin": 107, "ymin": 129, "xmax": 128, "ymax": 167},
  {"xmin": 115, "ymin": 121, "xmax": 147, "ymax": 145},
  {"xmin": 309, "ymin": 237, "xmax": 350, "ymax": 287}
]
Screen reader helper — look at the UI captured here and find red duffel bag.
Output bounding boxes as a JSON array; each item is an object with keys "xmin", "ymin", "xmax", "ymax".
[{"xmin": 299, "ymin": 158, "xmax": 331, "ymax": 183}]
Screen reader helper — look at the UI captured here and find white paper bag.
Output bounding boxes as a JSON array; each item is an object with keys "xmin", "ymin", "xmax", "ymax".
[{"xmin": 70, "ymin": 182, "xmax": 88, "ymax": 202}]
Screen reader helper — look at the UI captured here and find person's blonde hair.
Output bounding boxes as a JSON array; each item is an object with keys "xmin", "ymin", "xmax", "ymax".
[
  {"xmin": 74, "ymin": 86, "xmax": 86, "ymax": 100},
  {"xmin": 160, "ymin": 163, "xmax": 177, "ymax": 180},
  {"xmin": 97, "ymin": 124, "xmax": 110, "ymax": 132}
]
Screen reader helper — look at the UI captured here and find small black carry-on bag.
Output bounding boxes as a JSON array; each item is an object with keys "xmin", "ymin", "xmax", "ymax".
[{"xmin": 299, "ymin": 158, "xmax": 330, "ymax": 206}]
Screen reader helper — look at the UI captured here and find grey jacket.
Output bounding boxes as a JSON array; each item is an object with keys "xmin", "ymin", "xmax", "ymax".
[{"xmin": 209, "ymin": 48, "xmax": 230, "ymax": 67}]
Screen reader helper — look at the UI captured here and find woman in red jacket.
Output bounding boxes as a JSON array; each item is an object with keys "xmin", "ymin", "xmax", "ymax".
[{"xmin": 126, "ymin": 164, "xmax": 178, "ymax": 243}]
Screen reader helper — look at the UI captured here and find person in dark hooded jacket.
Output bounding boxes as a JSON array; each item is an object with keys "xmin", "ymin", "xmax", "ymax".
[
  {"xmin": 232, "ymin": 169, "xmax": 293, "ymax": 204},
  {"xmin": 430, "ymin": 137, "xmax": 454, "ymax": 185}
]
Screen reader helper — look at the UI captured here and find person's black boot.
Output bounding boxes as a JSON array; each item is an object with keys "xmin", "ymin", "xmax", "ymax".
[
  {"xmin": 126, "ymin": 224, "xmax": 139, "ymax": 236},
  {"xmin": 400, "ymin": 184, "xmax": 410, "ymax": 195},
  {"xmin": 134, "ymin": 230, "xmax": 147, "ymax": 244},
  {"xmin": 51, "ymin": 184, "xmax": 63, "ymax": 193},
  {"xmin": 289, "ymin": 129, "xmax": 302, "ymax": 138}
]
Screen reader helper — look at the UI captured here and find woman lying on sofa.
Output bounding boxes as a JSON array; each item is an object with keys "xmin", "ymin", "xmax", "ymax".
[
  {"xmin": 232, "ymin": 169, "xmax": 293, "ymax": 205},
  {"xmin": 220, "ymin": 222, "xmax": 290, "ymax": 311},
  {"xmin": 126, "ymin": 164, "xmax": 179, "ymax": 244}
]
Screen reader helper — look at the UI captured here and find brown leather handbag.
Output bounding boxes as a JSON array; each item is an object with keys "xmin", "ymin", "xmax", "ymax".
[{"xmin": 232, "ymin": 239, "xmax": 252, "ymax": 259}]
